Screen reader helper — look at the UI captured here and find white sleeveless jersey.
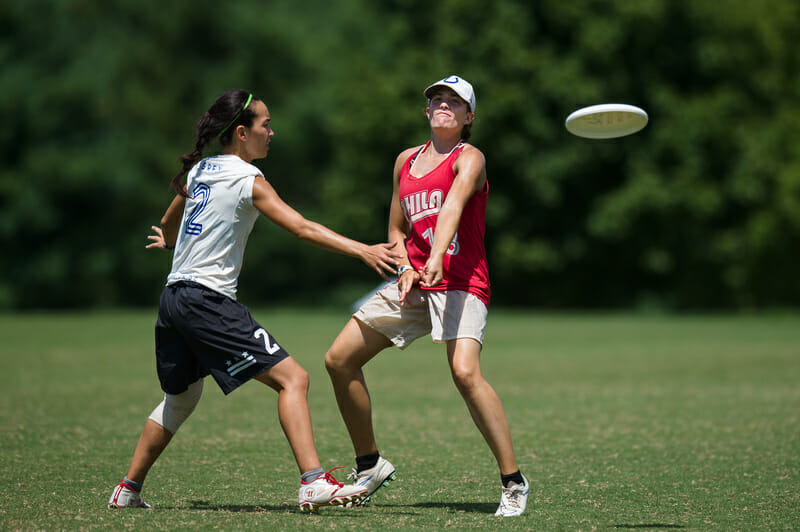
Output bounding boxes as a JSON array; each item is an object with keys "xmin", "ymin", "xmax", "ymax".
[{"xmin": 166, "ymin": 155, "xmax": 262, "ymax": 299}]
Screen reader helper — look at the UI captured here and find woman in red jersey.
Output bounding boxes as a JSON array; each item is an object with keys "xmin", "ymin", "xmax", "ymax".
[{"xmin": 324, "ymin": 76, "xmax": 528, "ymax": 517}]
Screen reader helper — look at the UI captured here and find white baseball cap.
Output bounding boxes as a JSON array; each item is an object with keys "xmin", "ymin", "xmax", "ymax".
[{"xmin": 424, "ymin": 75, "xmax": 476, "ymax": 113}]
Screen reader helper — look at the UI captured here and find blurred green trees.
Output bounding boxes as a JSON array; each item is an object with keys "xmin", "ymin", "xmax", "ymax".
[{"xmin": 2, "ymin": 0, "xmax": 798, "ymax": 309}]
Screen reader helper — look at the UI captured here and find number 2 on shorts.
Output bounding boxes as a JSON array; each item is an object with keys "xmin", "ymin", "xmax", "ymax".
[{"xmin": 254, "ymin": 328, "xmax": 281, "ymax": 354}]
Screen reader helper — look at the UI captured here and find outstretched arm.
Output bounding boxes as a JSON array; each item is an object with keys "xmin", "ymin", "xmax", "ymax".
[{"xmin": 252, "ymin": 177, "xmax": 401, "ymax": 280}]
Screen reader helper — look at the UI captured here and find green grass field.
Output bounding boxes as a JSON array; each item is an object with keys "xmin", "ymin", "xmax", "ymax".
[{"xmin": 1, "ymin": 309, "xmax": 798, "ymax": 530}]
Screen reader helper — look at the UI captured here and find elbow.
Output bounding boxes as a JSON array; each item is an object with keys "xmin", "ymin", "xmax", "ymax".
[{"xmin": 292, "ymin": 224, "xmax": 316, "ymax": 243}]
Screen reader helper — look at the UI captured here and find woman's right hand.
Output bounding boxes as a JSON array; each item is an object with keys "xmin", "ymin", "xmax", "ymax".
[{"xmin": 398, "ymin": 267, "xmax": 421, "ymax": 306}]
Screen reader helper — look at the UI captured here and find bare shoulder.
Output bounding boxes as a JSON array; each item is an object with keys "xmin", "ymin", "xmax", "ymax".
[
  {"xmin": 393, "ymin": 145, "xmax": 424, "ymax": 173},
  {"xmin": 455, "ymin": 143, "xmax": 486, "ymax": 172},
  {"xmin": 252, "ymin": 174, "xmax": 277, "ymax": 200},
  {"xmin": 458, "ymin": 143, "xmax": 485, "ymax": 164},
  {"xmin": 396, "ymin": 145, "xmax": 423, "ymax": 164}
]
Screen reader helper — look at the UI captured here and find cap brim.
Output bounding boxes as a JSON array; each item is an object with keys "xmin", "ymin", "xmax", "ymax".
[
  {"xmin": 424, "ymin": 83, "xmax": 446, "ymax": 98},
  {"xmin": 424, "ymin": 84, "xmax": 471, "ymax": 106}
]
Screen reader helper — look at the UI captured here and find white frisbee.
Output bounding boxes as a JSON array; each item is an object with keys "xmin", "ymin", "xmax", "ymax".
[{"xmin": 565, "ymin": 103, "xmax": 648, "ymax": 139}]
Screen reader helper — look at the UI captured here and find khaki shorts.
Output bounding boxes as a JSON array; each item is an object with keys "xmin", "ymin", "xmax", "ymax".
[{"xmin": 354, "ymin": 282, "xmax": 488, "ymax": 349}]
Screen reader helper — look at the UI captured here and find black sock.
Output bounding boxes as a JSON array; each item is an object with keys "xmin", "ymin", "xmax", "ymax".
[
  {"xmin": 123, "ymin": 477, "xmax": 143, "ymax": 492},
  {"xmin": 355, "ymin": 451, "xmax": 380, "ymax": 472},
  {"xmin": 501, "ymin": 470, "xmax": 524, "ymax": 488}
]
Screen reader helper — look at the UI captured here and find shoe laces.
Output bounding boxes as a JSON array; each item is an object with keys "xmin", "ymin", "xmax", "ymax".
[
  {"xmin": 319, "ymin": 466, "xmax": 345, "ymax": 487},
  {"xmin": 501, "ymin": 482, "xmax": 525, "ymax": 510},
  {"xmin": 347, "ymin": 468, "xmax": 360, "ymax": 482}
]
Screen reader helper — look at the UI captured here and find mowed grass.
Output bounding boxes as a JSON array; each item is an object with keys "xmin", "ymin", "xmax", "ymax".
[{"xmin": 0, "ymin": 309, "xmax": 798, "ymax": 530}]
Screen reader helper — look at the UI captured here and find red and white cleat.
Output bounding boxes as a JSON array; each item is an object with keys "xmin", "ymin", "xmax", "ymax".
[
  {"xmin": 298, "ymin": 467, "xmax": 367, "ymax": 512},
  {"xmin": 108, "ymin": 481, "xmax": 152, "ymax": 509}
]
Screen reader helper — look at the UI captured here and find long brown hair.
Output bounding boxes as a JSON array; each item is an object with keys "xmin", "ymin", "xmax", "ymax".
[{"xmin": 171, "ymin": 90, "xmax": 258, "ymax": 196}]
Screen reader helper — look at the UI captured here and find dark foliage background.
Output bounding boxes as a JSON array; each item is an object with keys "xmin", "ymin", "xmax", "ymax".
[{"xmin": 2, "ymin": 0, "xmax": 798, "ymax": 310}]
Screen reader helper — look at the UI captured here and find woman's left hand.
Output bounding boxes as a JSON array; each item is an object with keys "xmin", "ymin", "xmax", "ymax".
[
  {"xmin": 145, "ymin": 225, "xmax": 171, "ymax": 250},
  {"xmin": 362, "ymin": 242, "xmax": 403, "ymax": 281},
  {"xmin": 420, "ymin": 256, "xmax": 445, "ymax": 287}
]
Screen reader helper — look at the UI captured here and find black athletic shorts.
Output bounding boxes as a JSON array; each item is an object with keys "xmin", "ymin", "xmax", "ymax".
[{"xmin": 155, "ymin": 281, "xmax": 290, "ymax": 395}]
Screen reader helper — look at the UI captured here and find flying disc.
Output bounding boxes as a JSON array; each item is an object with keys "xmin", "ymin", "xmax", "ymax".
[{"xmin": 565, "ymin": 104, "xmax": 648, "ymax": 139}]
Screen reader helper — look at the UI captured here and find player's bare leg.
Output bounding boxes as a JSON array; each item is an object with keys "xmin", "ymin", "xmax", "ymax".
[
  {"xmin": 447, "ymin": 338, "xmax": 528, "ymax": 516},
  {"xmin": 126, "ymin": 420, "xmax": 173, "ymax": 482},
  {"xmin": 325, "ymin": 318, "xmax": 396, "ymax": 502},
  {"xmin": 325, "ymin": 318, "xmax": 392, "ymax": 455},
  {"xmin": 447, "ymin": 338, "xmax": 518, "ymax": 474},
  {"xmin": 255, "ymin": 357, "xmax": 321, "ymax": 473},
  {"xmin": 109, "ymin": 420, "xmax": 171, "ymax": 508},
  {"xmin": 257, "ymin": 357, "xmax": 369, "ymax": 510}
]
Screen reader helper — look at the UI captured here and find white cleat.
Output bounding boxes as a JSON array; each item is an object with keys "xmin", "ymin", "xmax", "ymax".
[
  {"xmin": 108, "ymin": 482, "xmax": 152, "ymax": 509},
  {"xmin": 298, "ymin": 467, "xmax": 367, "ymax": 512},
  {"xmin": 346, "ymin": 456, "xmax": 396, "ymax": 505},
  {"xmin": 495, "ymin": 474, "xmax": 529, "ymax": 517}
]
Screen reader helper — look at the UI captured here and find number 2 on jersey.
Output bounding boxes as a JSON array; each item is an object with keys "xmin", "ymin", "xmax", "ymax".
[{"xmin": 184, "ymin": 183, "xmax": 211, "ymax": 236}]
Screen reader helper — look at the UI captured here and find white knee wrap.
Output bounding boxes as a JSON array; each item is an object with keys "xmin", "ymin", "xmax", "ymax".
[{"xmin": 148, "ymin": 379, "xmax": 203, "ymax": 434}]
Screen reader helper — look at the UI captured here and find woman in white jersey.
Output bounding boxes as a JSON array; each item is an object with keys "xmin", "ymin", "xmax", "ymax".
[
  {"xmin": 324, "ymin": 76, "xmax": 528, "ymax": 517},
  {"xmin": 108, "ymin": 89, "xmax": 401, "ymax": 512}
]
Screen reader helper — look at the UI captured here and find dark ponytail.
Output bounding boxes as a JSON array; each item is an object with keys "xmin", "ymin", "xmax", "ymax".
[{"xmin": 171, "ymin": 89, "xmax": 258, "ymax": 196}]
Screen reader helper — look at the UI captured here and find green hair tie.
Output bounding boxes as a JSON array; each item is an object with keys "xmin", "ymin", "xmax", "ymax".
[{"xmin": 218, "ymin": 93, "xmax": 253, "ymax": 137}]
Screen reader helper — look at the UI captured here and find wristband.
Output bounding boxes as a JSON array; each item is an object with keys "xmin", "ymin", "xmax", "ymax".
[
  {"xmin": 164, "ymin": 244, "xmax": 175, "ymax": 250},
  {"xmin": 398, "ymin": 265, "xmax": 413, "ymax": 276}
]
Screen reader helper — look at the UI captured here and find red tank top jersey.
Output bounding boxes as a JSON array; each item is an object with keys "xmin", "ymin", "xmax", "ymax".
[{"xmin": 399, "ymin": 141, "xmax": 491, "ymax": 306}]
